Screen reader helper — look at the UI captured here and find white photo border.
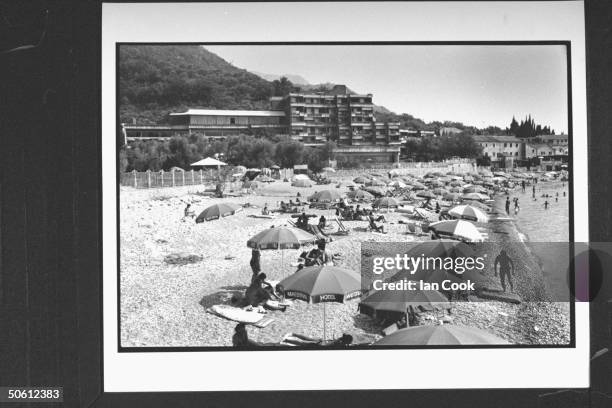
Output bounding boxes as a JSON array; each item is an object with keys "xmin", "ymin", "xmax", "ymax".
[{"xmin": 102, "ymin": 1, "xmax": 589, "ymax": 391}]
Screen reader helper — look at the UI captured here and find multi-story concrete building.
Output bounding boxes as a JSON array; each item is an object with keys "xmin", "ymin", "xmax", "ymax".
[
  {"xmin": 281, "ymin": 85, "xmax": 401, "ymax": 163},
  {"xmin": 122, "ymin": 85, "xmax": 402, "ymax": 162}
]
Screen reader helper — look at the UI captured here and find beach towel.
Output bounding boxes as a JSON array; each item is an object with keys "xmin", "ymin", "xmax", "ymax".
[{"xmin": 207, "ymin": 304, "xmax": 267, "ymax": 324}]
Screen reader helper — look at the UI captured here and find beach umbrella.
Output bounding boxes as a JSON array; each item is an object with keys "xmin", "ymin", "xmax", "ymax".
[
  {"xmin": 280, "ymin": 265, "xmax": 362, "ymax": 340},
  {"xmin": 443, "ymin": 192, "xmax": 460, "ymax": 201},
  {"xmin": 347, "ymin": 189, "xmax": 375, "ymax": 201},
  {"xmin": 463, "ymin": 175, "xmax": 474, "ymax": 182},
  {"xmin": 292, "ymin": 179, "xmax": 313, "ymax": 188},
  {"xmin": 459, "ymin": 200, "xmax": 491, "ymax": 212},
  {"xmin": 190, "ymin": 157, "xmax": 228, "ymax": 167},
  {"xmin": 432, "ymin": 188, "xmax": 447, "ymax": 196},
  {"xmin": 411, "ymin": 182, "xmax": 426, "ymax": 190},
  {"xmin": 369, "ymin": 172, "xmax": 385, "ymax": 178},
  {"xmin": 359, "ymin": 289, "xmax": 451, "ymax": 316},
  {"xmin": 416, "ymin": 190, "xmax": 436, "ymax": 199},
  {"xmin": 374, "ymin": 197, "xmax": 399, "ymax": 209},
  {"xmin": 322, "ymin": 167, "xmax": 336, "ymax": 173},
  {"xmin": 428, "ymin": 220, "xmax": 484, "ymax": 242},
  {"xmin": 389, "ymin": 180, "xmax": 407, "ymax": 189},
  {"xmin": 430, "ymin": 180, "xmax": 445, "ymax": 188},
  {"xmin": 449, "ymin": 180, "xmax": 463, "ymax": 187},
  {"xmin": 247, "ymin": 226, "xmax": 317, "ymax": 271},
  {"xmin": 247, "ymin": 226, "xmax": 316, "ymax": 250},
  {"xmin": 353, "ymin": 176, "xmax": 370, "ymax": 184},
  {"xmin": 309, "ymin": 189, "xmax": 343, "ymax": 203},
  {"xmin": 196, "ymin": 203, "xmax": 242, "ymax": 223},
  {"xmin": 461, "ymin": 192, "xmax": 490, "ymax": 202},
  {"xmin": 448, "ymin": 205, "xmax": 489, "ymax": 223},
  {"xmin": 363, "ymin": 186, "xmax": 386, "ymax": 197},
  {"xmin": 374, "ymin": 325, "xmax": 510, "ymax": 346},
  {"xmin": 367, "ymin": 179, "xmax": 387, "ymax": 187}
]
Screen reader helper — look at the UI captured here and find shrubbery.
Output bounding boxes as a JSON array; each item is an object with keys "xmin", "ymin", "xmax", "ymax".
[{"xmin": 120, "ymin": 134, "xmax": 335, "ymax": 173}]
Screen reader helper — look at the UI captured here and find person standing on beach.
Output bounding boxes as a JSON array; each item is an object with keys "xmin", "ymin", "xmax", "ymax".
[
  {"xmin": 514, "ymin": 198, "xmax": 520, "ymax": 215},
  {"xmin": 494, "ymin": 249, "xmax": 515, "ymax": 292},
  {"xmin": 532, "ymin": 184, "xmax": 536, "ymax": 198},
  {"xmin": 505, "ymin": 197, "xmax": 511, "ymax": 215},
  {"xmin": 250, "ymin": 248, "xmax": 261, "ymax": 280},
  {"xmin": 521, "ymin": 180, "xmax": 526, "ymax": 192},
  {"xmin": 544, "ymin": 200, "xmax": 549, "ymax": 210}
]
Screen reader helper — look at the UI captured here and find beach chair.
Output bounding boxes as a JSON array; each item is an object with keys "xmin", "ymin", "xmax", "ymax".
[
  {"xmin": 333, "ymin": 217, "xmax": 350, "ymax": 236},
  {"xmin": 382, "ymin": 322, "xmax": 400, "ymax": 336}
]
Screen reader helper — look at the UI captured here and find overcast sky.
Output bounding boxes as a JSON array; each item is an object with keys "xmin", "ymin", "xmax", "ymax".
[{"xmin": 205, "ymin": 45, "xmax": 568, "ymax": 133}]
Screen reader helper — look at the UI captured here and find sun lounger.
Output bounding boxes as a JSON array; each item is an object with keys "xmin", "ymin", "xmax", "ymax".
[{"xmin": 382, "ymin": 322, "xmax": 400, "ymax": 336}]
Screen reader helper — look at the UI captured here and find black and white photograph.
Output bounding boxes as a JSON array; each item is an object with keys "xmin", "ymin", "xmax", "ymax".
[{"xmin": 117, "ymin": 43, "xmax": 574, "ymax": 349}]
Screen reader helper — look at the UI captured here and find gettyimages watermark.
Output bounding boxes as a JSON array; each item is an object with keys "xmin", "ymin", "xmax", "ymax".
[{"xmin": 360, "ymin": 242, "xmax": 612, "ymax": 303}]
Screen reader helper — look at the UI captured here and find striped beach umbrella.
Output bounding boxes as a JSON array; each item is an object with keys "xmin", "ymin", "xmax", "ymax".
[
  {"xmin": 247, "ymin": 226, "xmax": 316, "ymax": 250},
  {"xmin": 195, "ymin": 203, "xmax": 242, "ymax": 222},
  {"xmin": 448, "ymin": 205, "xmax": 489, "ymax": 223},
  {"xmin": 374, "ymin": 325, "xmax": 510, "ymax": 345},
  {"xmin": 428, "ymin": 220, "xmax": 484, "ymax": 242}
]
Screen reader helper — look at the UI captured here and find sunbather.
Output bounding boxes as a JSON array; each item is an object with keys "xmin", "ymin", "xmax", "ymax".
[
  {"xmin": 183, "ymin": 203, "xmax": 195, "ymax": 219},
  {"xmin": 282, "ymin": 332, "xmax": 353, "ymax": 347},
  {"xmin": 232, "ymin": 323, "xmax": 276, "ymax": 348},
  {"xmin": 368, "ymin": 214, "xmax": 385, "ymax": 233}
]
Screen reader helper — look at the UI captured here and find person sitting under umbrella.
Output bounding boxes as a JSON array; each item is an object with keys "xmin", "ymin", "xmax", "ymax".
[
  {"xmin": 262, "ymin": 203, "xmax": 270, "ymax": 215},
  {"xmin": 309, "ymin": 240, "xmax": 332, "ymax": 266},
  {"xmin": 318, "ymin": 215, "xmax": 327, "ymax": 230},
  {"xmin": 296, "ymin": 212, "xmax": 309, "ymax": 229}
]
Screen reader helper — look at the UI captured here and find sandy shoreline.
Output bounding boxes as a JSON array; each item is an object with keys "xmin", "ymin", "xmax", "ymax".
[{"xmin": 119, "ymin": 174, "xmax": 570, "ymax": 347}]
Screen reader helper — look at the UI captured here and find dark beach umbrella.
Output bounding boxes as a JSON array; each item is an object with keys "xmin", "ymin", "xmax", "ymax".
[
  {"xmin": 196, "ymin": 203, "xmax": 242, "ymax": 222},
  {"xmin": 280, "ymin": 265, "xmax": 362, "ymax": 339},
  {"xmin": 374, "ymin": 325, "xmax": 510, "ymax": 345},
  {"xmin": 309, "ymin": 189, "xmax": 343, "ymax": 203},
  {"xmin": 374, "ymin": 196, "xmax": 399, "ymax": 209},
  {"xmin": 443, "ymin": 192, "xmax": 460, "ymax": 201},
  {"xmin": 359, "ymin": 288, "xmax": 451, "ymax": 315}
]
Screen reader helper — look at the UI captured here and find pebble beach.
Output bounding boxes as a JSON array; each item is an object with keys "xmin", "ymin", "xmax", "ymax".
[{"xmin": 119, "ymin": 174, "xmax": 571, "ymax": 347}]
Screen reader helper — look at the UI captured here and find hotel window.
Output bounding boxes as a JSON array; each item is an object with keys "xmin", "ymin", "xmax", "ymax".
[{"xmin": 230, "ymin": 117, "xmax": 236, "ymax": 124}]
